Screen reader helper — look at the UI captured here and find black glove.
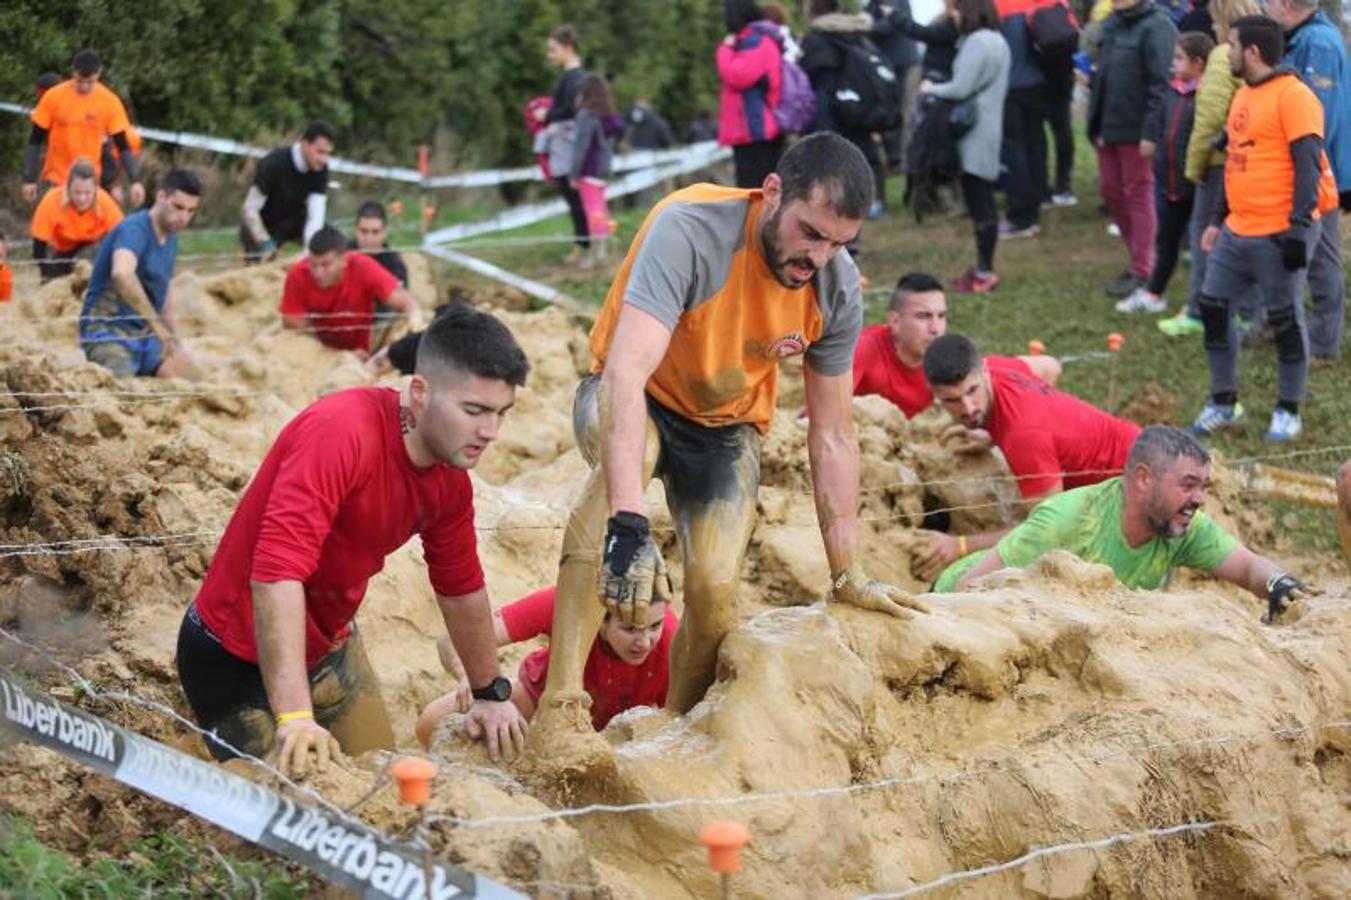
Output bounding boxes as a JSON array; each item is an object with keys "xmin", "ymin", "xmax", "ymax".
[
  {"xmin": 1280, "ymin": 236, "xmax": 1308, "ymax": 272},
  {"xmin": 1339, "ymin": 189, "xmax": 1351, "ymax": 213},
  {"xmin": 601, "ymin": 512, "xmax": 659, "ymax": 625},
  {"xmin": 1263, "ymin": 573, "xmax": 1306, "ymax": 624}
]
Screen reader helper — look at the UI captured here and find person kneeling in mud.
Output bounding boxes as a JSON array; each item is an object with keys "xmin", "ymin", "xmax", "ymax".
[
  {"xmin": 176, "ymin": 307, "xmax": 530, "ymax": 776},
  {"xmin": 933, "ymin": 425, "xmax": 1311, "ymax": 623},
  {"xmin": 415, "ymin": 583, "xmax": 680, "ymax": 746}
]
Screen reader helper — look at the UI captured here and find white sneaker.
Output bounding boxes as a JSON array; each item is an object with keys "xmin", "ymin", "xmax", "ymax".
[
  {"xmin": 1107, "ymin": 222, "xmax": 1121, "ymax": 237},
  {"xmin": 1050, "ymin": 192, "xmax": 1079, "ymax": 207},
  {"xmin": 1266, "ymin": 408, "xmax": 1302, "ymax": 442},
  {"xmin": 1115, "ymin": 287, "xmax": 1168, "ymax": 314}
]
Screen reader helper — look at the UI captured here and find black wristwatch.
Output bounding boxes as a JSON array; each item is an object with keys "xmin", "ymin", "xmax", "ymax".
[{"xmin": 470, "ymin": 676, "xmax": 512, "ymax": 703}]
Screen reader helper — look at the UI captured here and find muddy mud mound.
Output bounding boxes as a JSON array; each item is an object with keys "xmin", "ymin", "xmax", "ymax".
[
  {"xmin": 1118, "ymin": 381, "xmax": 1178, "ymax": 427},
  {"xmin": 332, "ymin": 553, "xmax": 1351, "ymax": 898}
]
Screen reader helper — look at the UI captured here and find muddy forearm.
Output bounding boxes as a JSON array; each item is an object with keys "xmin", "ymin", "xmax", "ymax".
[{"xmin": 808, "ymin": 421, "xmax": 861, "ymax": 575}]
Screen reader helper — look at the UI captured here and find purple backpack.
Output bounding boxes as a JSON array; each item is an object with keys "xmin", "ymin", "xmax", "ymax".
[{"xmin": 775, "ymin": 59, "xmax": 817, "ymax": 134}]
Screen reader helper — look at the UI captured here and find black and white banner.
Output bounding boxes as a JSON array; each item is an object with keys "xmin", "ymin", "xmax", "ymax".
[{"xmin": 0, "ymin": 674, "xmax": 524, "ymax": 900}]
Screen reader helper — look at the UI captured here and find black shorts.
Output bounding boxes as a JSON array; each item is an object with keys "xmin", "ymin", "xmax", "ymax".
[{"xmin": 175, "ymin": 603, "xmax": 374, "ymax": 761}]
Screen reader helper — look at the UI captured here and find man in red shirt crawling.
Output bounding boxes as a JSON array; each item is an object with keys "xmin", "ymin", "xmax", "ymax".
[
  {"xmin": 414, "ymin": 583, "xmax": 680, "ymax": 746},
  {"xmin": 852, "ymin": 271, "xmax": 1062, "ymax": 418},
  {"xmin": 176, "ymin": 306, "xmax": 530, "ymax": 775},
  {"xmin": 279, "ymin": 225, "xmax": 423, "ymax": 358},
  {"xmin": 913, "ymin": 333, "xmax": 1142, "ymax": 581}
]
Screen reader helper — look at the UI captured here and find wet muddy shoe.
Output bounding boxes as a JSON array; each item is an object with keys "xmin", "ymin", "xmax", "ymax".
[{"xmin": 523, "ymin": 692, "xmax": 615, "ymax": 779}]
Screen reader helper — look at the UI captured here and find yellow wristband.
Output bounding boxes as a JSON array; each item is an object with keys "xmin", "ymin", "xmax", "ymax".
[
  {"xmin": 957, "ymin": 535, "xmax": 969, "ymax": 557},
  {"xmin": 275, "ymin": 710, "xmax": 314, "ymax": 726}
]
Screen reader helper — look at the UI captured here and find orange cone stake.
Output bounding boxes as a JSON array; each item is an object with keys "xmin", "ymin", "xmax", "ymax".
[
  {"xmin": 1027, "ymin": 339, "xmax": 1045, "ymax": 356},
  {"xmin": 701, "ymin": 820, "xmax": 751, "ymax": 898},
  {"xmin": 390, "ymin": 756, "xmax": 438, "ymax": 806}
]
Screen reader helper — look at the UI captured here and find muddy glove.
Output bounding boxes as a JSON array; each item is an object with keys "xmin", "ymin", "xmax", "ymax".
[
  {"xmin": 1279, "ymin": 236, "xmax": 1308, "ymax": 272},
  {"xmin": 602, "ymin": 512, "xmax": 660, "ymax": 627},
  {"xmin": 830, "ymin": 562, "xmax": 932, "ymax": 618},
  {"xmin": 1263, "ymin": 573, "xmax": 1307, "ymax": 624}
]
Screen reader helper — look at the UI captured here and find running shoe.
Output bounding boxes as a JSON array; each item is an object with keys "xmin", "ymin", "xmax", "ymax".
[
  {"xmin": 949, "ymin": 270, "xmax": 1000, "ymax": 294},
  {"xmin": 1050, "ymin": 192, "xmax": 1079, "ymax": 207},
  {"xmin": 1107, "ymin": 222, "xmax": 1122, "ymax": 237},
  {"xmin": 1158, "ymin": 311, "xmax": 1204, "ymax": 337},
  {"xmin": 1266, "ymin": 408, "xmax": 1302, "ymax": 442},
  {"xmin": 999, "ymin": 220, "xmax": 1040, "ymax": 239},
  {"xmin": 1115, "ymin": 287, "xmax": 1168, "ymax": 314},
  {"xmin": 1103, "ymin": 271, "xmax": 1144, "ymax": 298},
  {"xmin": 867, "ymin": 200, "xmax": 886, "ymax": 219},
  {"xmin": 1189, "ymin": 401, "xmax": 1245, "ymax": 435}
]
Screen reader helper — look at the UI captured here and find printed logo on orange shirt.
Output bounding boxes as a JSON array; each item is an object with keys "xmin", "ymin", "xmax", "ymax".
[{"xmin": 763, "ymin": 332, "xmax": 809, "ymax": 360}]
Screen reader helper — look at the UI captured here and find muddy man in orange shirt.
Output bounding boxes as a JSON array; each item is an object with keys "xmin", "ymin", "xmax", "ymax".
[{"xmin": 532, "ymin": 133, "xmax": 930, "ymax": 758}]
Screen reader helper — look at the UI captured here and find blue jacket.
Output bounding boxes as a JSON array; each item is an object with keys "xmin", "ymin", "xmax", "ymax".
[
  {"xmin": 999, "ymin": 13, "xmax": 1045, "ymax": 91},
  {"xmin": 1284, "ymin": 11, "xmax": 1350, "ymax": 191}
]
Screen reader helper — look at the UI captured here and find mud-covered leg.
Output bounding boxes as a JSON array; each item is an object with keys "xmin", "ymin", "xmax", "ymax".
[
  {"xmin": 321, "ymin": 632, "xmax": 395, "ymax": 756},
  {"xmin": 664, "ymin": 428, "xmax": 760, "ymax": 713}
]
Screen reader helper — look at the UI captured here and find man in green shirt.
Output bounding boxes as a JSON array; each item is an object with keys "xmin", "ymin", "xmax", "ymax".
[{"xmin": 934, "ymin": 426, "xmax": 1309, "ymax": 622}]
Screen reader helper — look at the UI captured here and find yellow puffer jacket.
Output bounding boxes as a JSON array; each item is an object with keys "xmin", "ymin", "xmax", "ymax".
[{"xmin": 1185, "ymin": 44, "xmax": 1240, "ymax": 183}]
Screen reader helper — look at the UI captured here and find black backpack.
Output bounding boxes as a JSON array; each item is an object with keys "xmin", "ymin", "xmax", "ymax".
[
  {"xmin": 829, "ymin": 38, "xmax": 905, "ymax": 133},
  {"xmin": 1029, "ymin": 3, "xmax": 1080, "ymax": 71}
]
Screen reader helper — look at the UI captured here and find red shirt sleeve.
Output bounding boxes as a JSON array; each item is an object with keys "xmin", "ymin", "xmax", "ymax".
[
  {"xmin": 420, "ymin": 471, "xmax": 486, "ymax": 599},
  {"xmin": 351, "ymin": 252, "xmax": 399, "ymax": 302},
  {"xmin": 499, "ymin": 587, "xmax": 558, "ymax": 642},
  {"xmin": 280, "ymin": 262, "xmax": 310, "ymax": 317},
  {"xmin": 250, "ymin": 408, "xmax": 370, "ymax": 583},
  {"xmin": 999, "ymin": 429, "xmax": 1064, "ymax": 499}
]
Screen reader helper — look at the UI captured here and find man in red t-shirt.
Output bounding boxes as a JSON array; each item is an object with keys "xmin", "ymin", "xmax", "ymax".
[
  {"xmin": 176, "ymin": 307, "xmax": 531, "ymax": 775},
  {"xmin": 853, "ymin": 271, "xmax": 1062, "ymax": 417},
  {"xmin": 911, "ymin": 333, "xmax": 1142, "ymax": 580},
  {"xmin": 280, "ymin": 225, "xmax": 423, "ymax": 357},
  {"xmin": 415, "ymin": 584, "xmax": 680, "ymax": 745}
]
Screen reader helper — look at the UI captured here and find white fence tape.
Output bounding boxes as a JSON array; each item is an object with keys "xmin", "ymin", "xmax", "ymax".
[
  {"xmin": 420, "ymin": 246, "xmax": 572, "ymax": 308},
  {"xmin": 1, "ymin": 100, "xmax": 723, "ymax": 188},
  {"xmin": 0, "ymin": 673, "xmax": 525, "ymax": 900}
]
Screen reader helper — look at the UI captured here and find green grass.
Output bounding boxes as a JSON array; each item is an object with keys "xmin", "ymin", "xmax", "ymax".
[{"xmin": 0, "ymin": 816, "xmax": 313, "ymax": 899}]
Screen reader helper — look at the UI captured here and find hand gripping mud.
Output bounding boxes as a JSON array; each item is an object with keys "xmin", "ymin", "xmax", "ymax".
[{"xmin": 602, "ymin": 512, "xmax": 660, "ymax": 626}]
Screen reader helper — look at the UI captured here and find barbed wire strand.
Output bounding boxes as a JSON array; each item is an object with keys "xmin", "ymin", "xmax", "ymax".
[
  {"xmin": 0, "ymin": 623, "xmax": 368, "ymax": 827},
  {"xmin": 855, "ymin": 820, "xmax": 1223, "ymax": 899}
]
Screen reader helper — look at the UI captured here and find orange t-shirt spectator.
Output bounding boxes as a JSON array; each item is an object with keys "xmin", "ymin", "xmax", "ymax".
[
  {"xmin": 31, "ymin": 160, "xmax": 124, "ymax": 282},
  {"xmin": 280, "ymin": 225, "xmax": 423, "ymax": 355},
  {"xmin": 22, "ymin": 49, "xmax": 143, "ymax": 208}
]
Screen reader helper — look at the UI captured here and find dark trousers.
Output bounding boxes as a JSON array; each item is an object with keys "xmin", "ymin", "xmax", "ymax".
[
  {"xmin": 1043, "ymin": 71, "xmax": 1075, "ymax": 195},
  {"xmin": 1002, "ymin": 86, "xmax": 1048, "ymax": 228},
  {"xmin": 961, "ymin": 173, "xmax": 999, "ymax": 273},
  {"xmin": 1147, "ymin": 191, "xmax": 1194, "ymax": 296},
  {"xmin": 732, "ymin": 138, "xmax": 784, "ymax": 189},
  {"xmin": 555, "ymin": 176, "xmax": 590, "ymax": 247}
]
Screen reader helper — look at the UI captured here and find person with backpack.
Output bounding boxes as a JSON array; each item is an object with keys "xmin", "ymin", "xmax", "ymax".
[
  {"xmin": 717, "ymin": 0, "xmax": 786, "ymax": 188},
  {"xmin": 1087, "ymin": 0, "xmax": 1178, "ymax": 299},
  {"xmin": 570, "ymin": 74, "xmax": 625, "ymax": 269},
  {"xmin": 868, "ymin": 1, "xmax": 924, "ymax": 185},
  {"xmin": 1027, "ymin": 0, "xmax": 1083, "ymax": 207},
  {"xmin": 922, "ymin": 0, "xmax": 1012, "ymax": 292},
  {"xmin": 801, "ymin": 0, "xmax": 905, "ymax": 221},
  {"xmin": 993, "ymin": 0, "xmax": 1050, "ymax": 238},
  {"xmin": 540, "ymin": 25, "xmax": 592, "ymax": 262}
]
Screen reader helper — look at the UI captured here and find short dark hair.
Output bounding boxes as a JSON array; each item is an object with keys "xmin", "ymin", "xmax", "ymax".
[
  {"xmin": 308, "ymin": 225, "xmax": 347, "ymax": 256},
  {"xmin": 775, "ymin": 132, "xmax": 874, "ymax": 219},
  {"xmin": 1126, "ymin": 425, "xmax": 1211, "ymax": 474},
  {"xmin": 302, "ymin": 120, "xmax": 335, "ymax": 144},
  {"xmin": 72, "ymin": 49, "xmax": 101, "ymax": 77},
  {"xmin": 549, "ymin": 25, "xmax": 579, "ymax": 50},
  {"xmin": 161, "ymin": 169, "xmax": 202, "ymax": 197},
  {"xmin": 725, "ymin": 0, "xmax": 766, "ymax": 33},
  {"xmin": 1232, "ymin": 15, "xmax": 1284, "ymax": 66},
  {"xmin": 356, "ymin": 201, "xmax": 388, "ymax": 223},
  {"xmin": 37, "ymin": 71, "xmax": 62, "ymax": 92},
  {"xmin": 416, "ymin": 305, "xmax": 530, "ymax": 387},
  {"xmin": 761, "ymin": 2, "xmax": 788, "ymax": 26},
  {"xmin": 1177, "ymin": 31, "xmax": 1216, "ymax": 63},
  {"xmin": 890, "ymin": 271, "xmax": 944, "ymax": 312},
  {"xmin": 952, "ymin": 0, "xmax": 1000, "ymax": 34},
  {"xmin": 923, "ymin": 333, "xmax": 981, "ymax": 387}
]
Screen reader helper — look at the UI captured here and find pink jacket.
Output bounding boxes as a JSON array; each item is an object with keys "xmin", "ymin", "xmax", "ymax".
[{"xmin": 716, "ymin": 22, "xmax": 783, "ymax": 147}]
